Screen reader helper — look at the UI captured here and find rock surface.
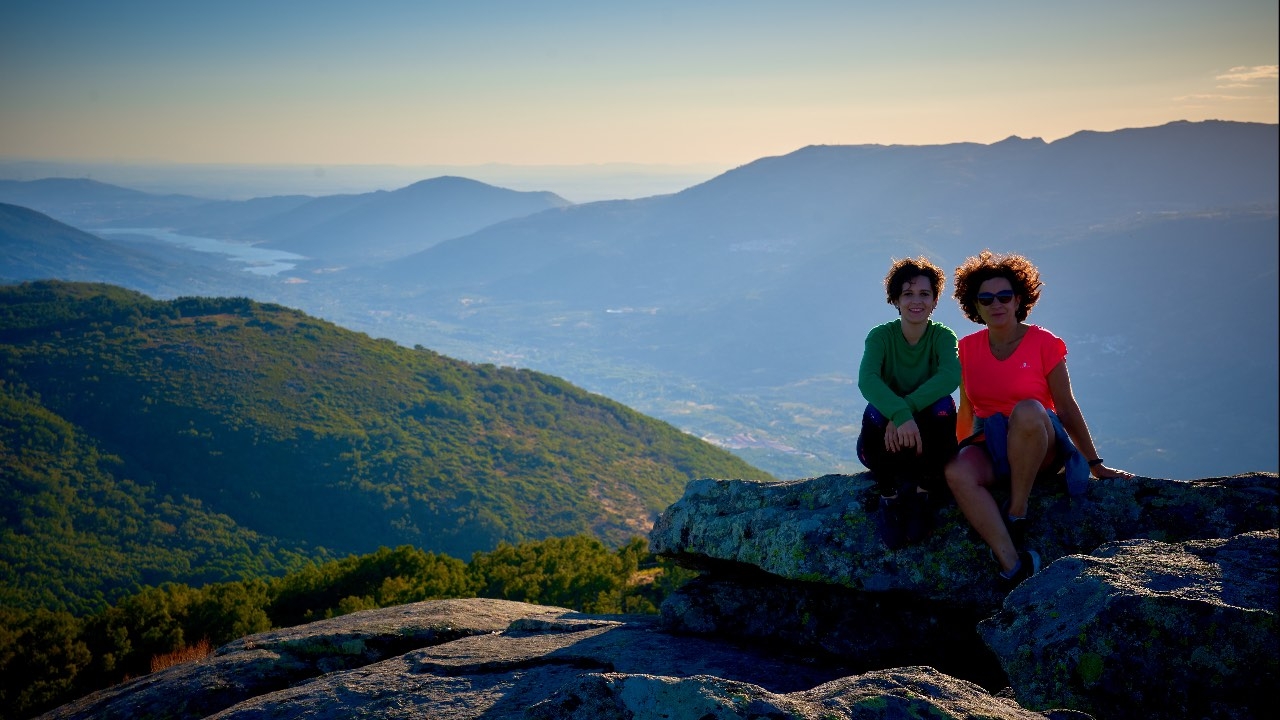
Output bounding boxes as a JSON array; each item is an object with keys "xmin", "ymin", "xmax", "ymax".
[
  {"xmin": 39, "ymin": 599, "xmax": 572, "ymax": 720},
  {"xmin": 651, "ymin": 472, "xmax": 1278, "ymax": 720},
  {"xmin": 650, "ymin": 472, "xmax": 1278, "ymax": 611},
  {"xmin": 526, "ymin": 667, "xmax": 1088, "ymax": 720},
  {"xmin": 37, "ymin": 598, "xmax": 1073, "ymax": 720},
  {"xmin": 660, "ymin": 572, "xmax": 1009, "ymax": 691},
  {"xmin": 979, "ymin": 530, "xmax": 1278, "ymax": 720}
]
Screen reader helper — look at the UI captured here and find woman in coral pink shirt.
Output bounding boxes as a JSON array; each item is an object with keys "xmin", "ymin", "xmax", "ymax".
[{"xmin": 946, "ymin": 251, "xmax": 1131, "ymax": 589}]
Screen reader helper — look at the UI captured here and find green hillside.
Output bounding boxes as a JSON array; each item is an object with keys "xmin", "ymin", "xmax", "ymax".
[
  {"xmin": 0, "ymin": 280, "xmax": 772, "ymax": 612},
  {"xmin": 0, "ymin": 380, "xmax": 318, "ymax": 616}
]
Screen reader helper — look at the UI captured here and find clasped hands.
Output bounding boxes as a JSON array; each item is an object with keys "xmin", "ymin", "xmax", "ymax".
[{"xmin": 882, "ymin": 419, "xmax": 924, "ymax": 455}]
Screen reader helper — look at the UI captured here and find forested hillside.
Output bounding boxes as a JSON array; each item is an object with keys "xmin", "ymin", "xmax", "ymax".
[
  {"xmin": 1, "ymin": 380, "xmax": 320, "ymax": 616},
  {"xmin": 0, "ymin": 280, "xmax": 770, "ymax": 613}
]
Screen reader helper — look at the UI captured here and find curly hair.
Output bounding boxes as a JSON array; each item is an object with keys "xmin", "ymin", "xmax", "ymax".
[
  {"xmin": 883, "ymin": 256, "xmax": 945, "ymax": 305},
  {"xmin": 952, "ymin": 250, "xmax": 1043, "ymax": 323}
]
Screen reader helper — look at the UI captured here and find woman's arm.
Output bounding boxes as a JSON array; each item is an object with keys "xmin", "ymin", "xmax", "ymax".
[
  {"xmin": 858, "ymin": 328, "xmax": 913, "ymax": 424},
  {"xmin": 956, "ymin": 382, "xmax": 973, "ymax": 444},
  {"xmin": 1047, "ymin": 361, "xmax": 1130, "ymax": 478}
]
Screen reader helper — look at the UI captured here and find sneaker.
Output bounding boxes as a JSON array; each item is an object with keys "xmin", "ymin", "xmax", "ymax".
[
  {"xmin": 1005, "ymin": 515, "xmax": 1028, "ymax": 550},
  {"xmin": 876, "ymin": 494, "xmax": 907, "ymax": 550},
  {"xmin": 998, "ymin": 550, "xmax": 1042, "ymax": 591},
  {"xmin": 987, "ymin": 504, "xmax": 1029, "ymax": 561},
  {"xmin": 1000, "ymin": 499, "xmax": 1029, "ymax": 551},
  {"xmin": 903, "ymin": 488, "xmax": 934, "ymax": 544}
]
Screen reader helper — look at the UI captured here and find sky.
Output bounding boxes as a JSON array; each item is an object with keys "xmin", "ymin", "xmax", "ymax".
[{"xmin": 1, "ymin": 0, "xmax": 1277, "ymax": 172}]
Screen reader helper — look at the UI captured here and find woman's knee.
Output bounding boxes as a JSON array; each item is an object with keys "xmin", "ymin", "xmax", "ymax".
[
  {"xmin": 1009, "ymin": 400, "xmax": 1053, "ymax": 436},
  {"xmin": 1009, "ymin": 399, "xmax": 1048, "ymax": 423},
  {"xmin": 945, "ymin": 449, "xmax": 989, "ymax": 491}
]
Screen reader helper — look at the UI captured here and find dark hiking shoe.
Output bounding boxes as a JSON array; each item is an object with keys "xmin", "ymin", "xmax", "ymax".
[
  {"xmin": 876, "ymin": 494, "xmax": 907, "ymax": 550},
  {"xmin": 998, "ymin": 550, "xmax": 1042, "ymax": 591},
  {"xmin": 1000, "ymin": 500, "xmax": 1029, "ymax": 550},
  {"xmin": 1005, "ymin": 515, "xmax": 1028, "ymax": 550},
  {"xmin": 903, "ymin": 489, "xmax": 934, "ymax": 544}
]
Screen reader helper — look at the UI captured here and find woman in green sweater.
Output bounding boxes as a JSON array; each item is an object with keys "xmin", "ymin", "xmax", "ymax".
[{"xmin": 857, "ymin": 257, "xmax": 961, "ymax": 548}]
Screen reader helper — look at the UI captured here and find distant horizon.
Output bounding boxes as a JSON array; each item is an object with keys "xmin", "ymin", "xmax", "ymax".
[
  {"xmin": 4, "ymin": 118, "xmax": 1275, "ymax": 202},
  {"xmin": 0, "ymin": 157, "xmax": 735, "ymax": 203}
]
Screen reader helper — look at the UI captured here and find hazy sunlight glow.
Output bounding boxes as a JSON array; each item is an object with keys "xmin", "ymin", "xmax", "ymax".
[{"xmin": 1, "ymin": 0, "xmax": 1276, "ymax": 168}]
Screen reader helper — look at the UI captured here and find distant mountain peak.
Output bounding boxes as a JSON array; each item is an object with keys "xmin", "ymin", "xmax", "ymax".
[
  {"xmin": 394, "ymin": 175, "xmax": 570, "ymax": 205},
  {"xmin": 991, "ymin": 135, "xmax": 1046, "ymax": 146},
  {"xmin": 403, "ymin": 175, "xmax": 491, "ymax": 190}
]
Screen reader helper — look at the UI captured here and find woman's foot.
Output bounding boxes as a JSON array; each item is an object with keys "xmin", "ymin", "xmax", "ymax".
[
  {"xmin": 876, "ymin": 493, "xmax": 907, "ymax": 549},
  {"xmin": 999, "ymin": 499, "xmax": 1029, "ymax": 550},
  {"xmin": 904, "ymin": 486, "xmax": 934, "ymax": 544},
  {"xmin": 998, "ymin": 550, "xmax": 1041, "ymax": 591}
]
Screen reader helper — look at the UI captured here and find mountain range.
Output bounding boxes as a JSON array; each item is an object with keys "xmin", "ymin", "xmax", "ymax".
[
  {"xmin": 0, "ymin": 175, "xmax": 570, "ymax": 265},
  {"xmin": 1, "ymin": 119, "xmax": 1276, "ymax": 480}
]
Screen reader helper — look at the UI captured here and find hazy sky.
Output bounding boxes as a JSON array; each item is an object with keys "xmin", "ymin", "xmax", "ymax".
[{"xmin": 2, "ymin": 0, "xmax": 1276, "ymax": 169}]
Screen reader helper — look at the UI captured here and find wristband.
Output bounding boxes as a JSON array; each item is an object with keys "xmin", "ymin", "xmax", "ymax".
[{"xmin": 1088, "ymin": 458, "xmax": 1104, "ymax": 467}]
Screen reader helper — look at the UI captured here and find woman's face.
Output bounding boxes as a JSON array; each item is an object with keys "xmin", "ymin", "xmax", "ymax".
[
  {"xmin": 975, "ymin": 276, "xmax": 1019, "ymax": 327},
  {"xmin": 895, "ymin": 275, "xmax": 938, "ymax": 324}
]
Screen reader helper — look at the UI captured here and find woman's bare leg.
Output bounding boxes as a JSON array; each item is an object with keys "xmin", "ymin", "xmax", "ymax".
[
  {"xmin": 1005, "ymin": 399, "xmax": 1056, "ymax": 519},
  {"xmin": 946, "ymin": 446, "xmax": 1018, "ymax": 572}
]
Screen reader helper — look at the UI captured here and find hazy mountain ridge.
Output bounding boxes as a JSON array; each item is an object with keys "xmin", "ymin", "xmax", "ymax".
[
  {"xmin": 135, "ymin": 194, "xmax": 318, "ymax": 238},
  {"xmin": 0, "ymin": 281, "xmax": 772, "ymax": 615},
  {"xmin": 0, "ymin": 174, "xmax": 574, "ymax": 266},
  {"xmin": 384, "ymin": 120, "xmax": 1276, "ymax": 307},
  {"xmin": 0, "ymin": 159, "xmax": 726, "ymax": 202},
  {"xmin": 256, "ymin": 176, "xmax": 573, "ymax": 262},
  {"xmin": 0, "ymin": 178, "xmax": 209, "ymax": 227},
  {"xmin": 0, "ymin": 203, "xmax": 262, "ymax": 298}
]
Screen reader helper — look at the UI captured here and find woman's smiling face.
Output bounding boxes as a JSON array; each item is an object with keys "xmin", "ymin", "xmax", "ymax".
[
  {"xmin": 976, "ymin": 276, "xmax": 1019, "ymax": 327},
  {"xmin": 895, "ymin": 275, "xmax": 938, "ymax": 324}
]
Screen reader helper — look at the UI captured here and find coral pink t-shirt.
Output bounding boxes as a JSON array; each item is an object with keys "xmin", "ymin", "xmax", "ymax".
[{"xmin": 958, "ymin": 325, "xmax": 1067, "ymax": 418}]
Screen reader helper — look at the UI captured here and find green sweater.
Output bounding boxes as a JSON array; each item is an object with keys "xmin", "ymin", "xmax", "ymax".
[{"xmin": 857, "ymin": 319, "xmax": 961, "ymax": 426}]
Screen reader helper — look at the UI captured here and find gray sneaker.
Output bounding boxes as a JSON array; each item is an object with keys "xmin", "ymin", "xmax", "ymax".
[{"xmin": 998, "ymin": 550, "xmax": 1041, "ymax": 591}]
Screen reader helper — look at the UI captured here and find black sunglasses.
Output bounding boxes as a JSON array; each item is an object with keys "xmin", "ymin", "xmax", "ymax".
[{"xmin": 976, "ymin": 290, "xmax": 1015, "ymax": 306}]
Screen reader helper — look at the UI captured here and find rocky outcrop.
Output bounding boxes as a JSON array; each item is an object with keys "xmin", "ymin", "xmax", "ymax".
[
  {"xmin": 651, "ymin": 472, "xmax": 1278, "ymax": 720},
  {"xmin": 659, "ymin": 572, "xmax": 1010, "ymax": 691},
  {"xmin": 527, "ymin": 667, "xmax": 1089, "ymax": 720},
  {"xmin": 979, "ymin": 530, "xmax": 1278, "ymax": 720},
  {"xmin": 649, "ymin": 472, "xmax": 1278, "ymax": 611},
  {"xmin": 39, "ymin": 599, "xmax": 577, "ymax": 720},
  {"xmin": 38, "ymin": 597, "xmax": 1074, "ymax": 720}
]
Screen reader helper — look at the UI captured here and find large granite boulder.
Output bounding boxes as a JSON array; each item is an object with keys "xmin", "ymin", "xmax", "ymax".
[
  {"xmin": 527, "ymin": 667, "xmax": 1091, "ymax": 720},
  {"xmin": 979, "ymin": 530, "xmax": 1278, "ymax": 720},
  {"xmin": 649, "ymin": 472, "xmax": 1277, "ymax": 720},
  {"xmin": 650, "ymin": 472, "xmax": 1278, "ymax": 611},
  {"xmin": 38, "ymin": 599, "xmax": 576, "ymax": 719},
  {"xmin": 38, "ymin": 598, "xmax": 1076, "ymax": 720},
  {"xmin": 660, "ymin": 572, "xmax": 1009, "ymax": 692}
]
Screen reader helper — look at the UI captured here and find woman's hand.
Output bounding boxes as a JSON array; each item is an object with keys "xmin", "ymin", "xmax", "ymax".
[
  {"xmin": 894, "ymin": 418, "xmax": 923, "ymax": 455},
  {"xmin": 1091, "ymin": 463, "xmax": 1132, "ymax": 479},
  {"xmin": 883, "ymin": 420, "xmax": 899, "ymax": 452}
]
